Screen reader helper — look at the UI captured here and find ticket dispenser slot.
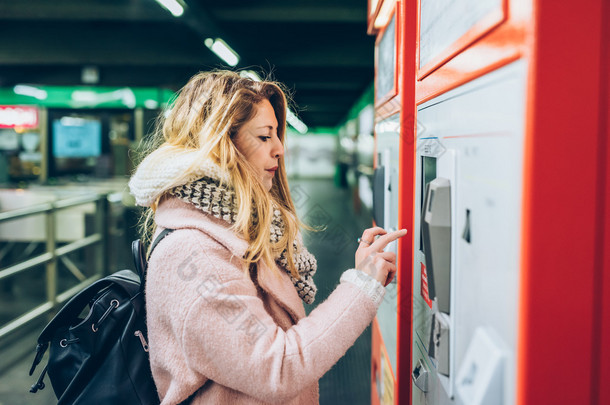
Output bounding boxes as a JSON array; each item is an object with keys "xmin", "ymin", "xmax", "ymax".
[{"xmin": 428, "ymin": 312, "xmax": 451, "ymax": 376}]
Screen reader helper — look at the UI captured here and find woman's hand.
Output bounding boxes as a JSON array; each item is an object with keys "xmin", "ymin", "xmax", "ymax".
[{"xmin": 355, "ymin": 227, "xmax": 408, "ymax": 286}]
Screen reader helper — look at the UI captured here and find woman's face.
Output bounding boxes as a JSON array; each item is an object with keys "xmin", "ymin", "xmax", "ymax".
[{"xmin": 233, "ymin": 99, "xmax": 285, "ymax": 191}]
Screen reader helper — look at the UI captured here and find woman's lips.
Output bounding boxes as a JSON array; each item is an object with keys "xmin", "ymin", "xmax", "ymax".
[{"xmin": 266, "ymin": 166, "xmax": 278, "ymax": 173}]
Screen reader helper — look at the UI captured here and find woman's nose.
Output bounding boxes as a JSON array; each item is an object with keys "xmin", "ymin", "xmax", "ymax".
[{"xmin": 272, "ymin": 137, "xmax": 284, "ymax": 158}]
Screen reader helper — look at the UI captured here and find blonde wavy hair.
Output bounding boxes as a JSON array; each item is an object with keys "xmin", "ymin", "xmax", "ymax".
[{"xmin": 138, "ymin": 70, "xmax": 307, "ymax": 278}]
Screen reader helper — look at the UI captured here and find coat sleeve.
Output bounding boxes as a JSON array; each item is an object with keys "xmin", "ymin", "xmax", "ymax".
[{"xmin": 152, "ymin": 230, "xmax": 382, "ymax": 404}]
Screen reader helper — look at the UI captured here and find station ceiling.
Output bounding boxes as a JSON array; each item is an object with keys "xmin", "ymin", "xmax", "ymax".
[{"xmin": 0, "ymin": 0, "xmax": 375, "ymax": 129}]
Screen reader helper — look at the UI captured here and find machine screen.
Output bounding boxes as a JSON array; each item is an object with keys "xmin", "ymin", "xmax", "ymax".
[
  {"xmin": 420, "ymin": 156, "xmax": 437, "ymax": 251},
  {"xmin": 52, "ymin": 117, "xmax": 102, "ymax": 158}
]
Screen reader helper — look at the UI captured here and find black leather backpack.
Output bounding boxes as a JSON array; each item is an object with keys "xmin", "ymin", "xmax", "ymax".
[{"xmin": 28, "ymin": 229, "xmax": 174, "ymax": 405}]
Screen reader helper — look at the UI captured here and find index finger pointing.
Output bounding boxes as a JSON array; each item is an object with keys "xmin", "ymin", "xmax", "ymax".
[{"xmin": 369, "ymin": 229, "xmax": 408, "ymax": 251}]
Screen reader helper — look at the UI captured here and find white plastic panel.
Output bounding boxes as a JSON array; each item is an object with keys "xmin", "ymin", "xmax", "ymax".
[{"xmin": 412, "ymin": 60, "xmax": 527, "ymax": 405}]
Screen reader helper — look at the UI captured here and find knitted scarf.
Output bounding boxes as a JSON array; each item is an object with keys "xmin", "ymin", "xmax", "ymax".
[{"xmin": 169, "ymin": 177, "xmax": 317, "ymax": 304}]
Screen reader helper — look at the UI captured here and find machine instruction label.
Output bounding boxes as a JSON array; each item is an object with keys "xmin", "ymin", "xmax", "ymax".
[{"xmin": 421, "ymin": 263, "xmax": 433, "ymax": 309}]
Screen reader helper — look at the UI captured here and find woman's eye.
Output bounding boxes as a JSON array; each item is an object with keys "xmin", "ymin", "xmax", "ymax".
[{"xmin": 259, "ymin": 136, "xmax": 271, "ymax": 142}]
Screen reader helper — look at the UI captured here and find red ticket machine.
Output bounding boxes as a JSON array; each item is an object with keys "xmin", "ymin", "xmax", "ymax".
[
  {"xmin": 369, "ymin": 1, "xmax": 410, "ymax": 404},
  {"xmin": 370, "ymin": 0, "xmax": 610, "ymax": 404}
]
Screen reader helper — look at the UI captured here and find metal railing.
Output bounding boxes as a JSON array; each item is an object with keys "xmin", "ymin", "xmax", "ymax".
[{"xmin": 0, "ymin": 193, "xmax": 109, "ymax": 341}]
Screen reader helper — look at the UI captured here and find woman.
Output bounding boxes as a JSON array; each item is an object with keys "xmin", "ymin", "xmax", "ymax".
[{"xmin": 128, "ymin": 71, "xmax": 406, "ymax": 404}]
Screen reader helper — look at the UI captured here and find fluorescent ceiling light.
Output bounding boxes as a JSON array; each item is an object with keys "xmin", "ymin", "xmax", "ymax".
[
  {"xmin": 71, "ymin": 88, "xmax": 136, "ymax": 108},
  {"xmin": 239, "ymin": 70, "xmax": 262, "ymax": 82},
  {"xmin": 145, "ymin": 99, "xmax": 159, "ymax": 109},
  {"xmin": 13, "ymin": 85, "xmax": 48, "ymax": 100},
  {"xmin": 116, "ymin": 88, "xmax": 136, "ymax": 108},
  {"xmin": 71, "ymin": 90, "xmax": 98, "ymax": 103},
  {"xmin": 286, "ymin": 110, "xmax": 308, "ymax": 134},
  {"xmin": 154, "ymin": 0, "xmax": 184, "ymax": 17},
  {"xmin": 205, "ymin": 38, "xmax": 239, "ymax": 67}
]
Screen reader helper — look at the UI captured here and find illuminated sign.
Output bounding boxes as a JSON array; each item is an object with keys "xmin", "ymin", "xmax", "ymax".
[{"xmin": 0, "ymin": 106, "xmax": 39, "ymax": 128}]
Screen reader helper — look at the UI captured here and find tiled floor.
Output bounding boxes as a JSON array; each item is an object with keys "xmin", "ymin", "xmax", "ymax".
[{"xmin": 0, "ymin": 178, "xmax": 374, "ymax": 405}]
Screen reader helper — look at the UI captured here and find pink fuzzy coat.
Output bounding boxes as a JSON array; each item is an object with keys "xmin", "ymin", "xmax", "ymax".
[{"xmin": 146, "ymin": 197, "xmax": 383, "ymax": 404}]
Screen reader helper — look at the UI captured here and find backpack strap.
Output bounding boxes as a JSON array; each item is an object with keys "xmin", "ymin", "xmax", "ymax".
[
  {"xmin": 131, "ymin": 228, "xmax": 175, "ymax": 290},
  {"xmin": 149, "ymin": 228, "xmax": 175, "ymax": 260}
]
